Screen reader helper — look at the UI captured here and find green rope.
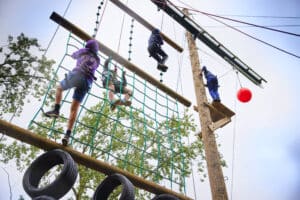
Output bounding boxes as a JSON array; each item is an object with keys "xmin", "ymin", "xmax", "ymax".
[
  {"xmin": 122, "ymin": 73, "xmax": 136, "ymax": 170},
  {"xmin": 139, "ymin": 80, "xmax": 148, "ymax": 176}
]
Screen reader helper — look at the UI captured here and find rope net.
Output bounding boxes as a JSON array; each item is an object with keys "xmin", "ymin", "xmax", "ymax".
[{"xmin": 29, "ymin": 33, "xmax": 198, "ymax": 195}]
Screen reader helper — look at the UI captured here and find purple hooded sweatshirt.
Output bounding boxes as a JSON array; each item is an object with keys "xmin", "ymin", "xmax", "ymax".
[{"xmin": 72, "ymin": 39, "xmax": 100, "ymax": 83}]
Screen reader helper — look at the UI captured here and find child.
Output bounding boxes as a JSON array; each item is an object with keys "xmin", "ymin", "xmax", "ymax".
[
  {"xmin": 102, "ymin": 58, "xmax": 132, "ymax": 110},
  {"xmin": 148, "ymin": 29, "xmax": 168, "ymax": 72},
  {"xmin": 45, "ymin": 39, "xmax": 100, "ymax": 145},
  {"xmin": 201, "ymin": 66, "xmax": 221, "ymax": 102}
]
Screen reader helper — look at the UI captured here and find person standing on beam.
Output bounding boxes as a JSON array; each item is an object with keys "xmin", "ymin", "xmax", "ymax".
[
  {"xmin": 200, "ymin": 66, "xmax": 221, "ymax": 102},
  {"xmin": 148, "ymin": 29, "xmax": 169, "ymax": 72},
  {"xmin": 44, "ymin": 39, "xmax": 100, "ymax": 145}
]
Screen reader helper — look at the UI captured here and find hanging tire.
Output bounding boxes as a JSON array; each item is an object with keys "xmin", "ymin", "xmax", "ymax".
[
  {"xmin": 32, "ymin": 195, "xmax": 57, "ymax": 200},
  {"xmin": 93, "ymin": 173, "xmax": 135, "ymax": 200},
  {"xmin": 151, "ymin": 194, "xmax": 180, "ymax": 200},
  {"xmin": 22, "ymin": 149, "xmax": 78, "ymax": 199}
]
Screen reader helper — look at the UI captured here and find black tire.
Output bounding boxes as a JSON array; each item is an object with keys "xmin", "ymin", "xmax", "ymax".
[
  {"xmin": 151, "ymin": 194, "xmax": 180, "ymax": 200},
  {"xmin": 32, "ymin": 195, "xmax": 57, "ymax": 200},
  {"xmin": 93, "ymin": 173, "xmax": 135, "ymax": 200},
  {"xmin": 23, "ymin": 149, "xmax": 78, "ymax": 199}
]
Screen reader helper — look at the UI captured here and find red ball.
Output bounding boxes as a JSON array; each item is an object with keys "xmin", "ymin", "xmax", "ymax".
[{"xmin": 237, "ymin": 88, "xmax": 252, "ymax": 103}]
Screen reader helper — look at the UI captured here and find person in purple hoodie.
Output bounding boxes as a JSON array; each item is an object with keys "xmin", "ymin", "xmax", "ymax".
[{"xmin": 44, "ymin": 39, "xmax": 100, "ymax": 145}]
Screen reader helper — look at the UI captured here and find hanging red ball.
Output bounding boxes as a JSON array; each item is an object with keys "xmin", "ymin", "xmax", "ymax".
[{"xmin": 237, "ymin": 88, "xmax": 252, "ymax": 103}]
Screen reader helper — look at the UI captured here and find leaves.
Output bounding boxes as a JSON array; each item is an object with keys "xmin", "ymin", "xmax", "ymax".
[{"xmin": 0, "ymin": 33, "xmax": 55, "ymax": 118}]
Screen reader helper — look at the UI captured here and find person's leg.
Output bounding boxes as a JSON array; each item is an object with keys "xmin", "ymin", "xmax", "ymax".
[
  {"xmin": 156, "ymin": 48, "xmax": 168, "ymax": 64},
  {"xmin": 148, "ymin": 46, "xmax": 162, "ymax": 63},
  {"xmin": 123, "ymin": 87, "xmax": 132, "ymax": 101},
  {"xmin": 209, "ymin": 88, "xmax": 220, "ymax": 102},
  {"xmin": 66, "ymin": 100, "xmax": 81, "ymax": 133},
  {"xmin": 44, "ymin": 84, "xmax": 64, "ymax": 118},
  {"xmin": 62, "ymin": 74, "xmax": 88, "ymax": 145},
  {"xmin": 108, "ymin": 82, "xmax": 115, "ymax": 101}
]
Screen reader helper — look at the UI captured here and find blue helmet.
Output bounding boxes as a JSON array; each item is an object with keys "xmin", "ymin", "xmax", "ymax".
[{"xmin": 85, "ymin": 39, "xmax": 99, "ymax": 53}]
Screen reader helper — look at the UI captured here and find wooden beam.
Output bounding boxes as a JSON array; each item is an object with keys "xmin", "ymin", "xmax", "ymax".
[
  {"xmin": 0, "ymin": 119, "xmax": 192, "ymax": 200},
  {"xmin": 50, "ymin": 12, "xmax": 191, "ymax": 107},
  {"xmin": 109, "ymin": 0, "xmax": 183, "ymax": 52},
  {"xmin": 184, "ymin": 8, "xmax": 229, "ymax": 200},
  {"xmin": 208, "ymin": 117, "xmax": 231, "ymax": 131}
]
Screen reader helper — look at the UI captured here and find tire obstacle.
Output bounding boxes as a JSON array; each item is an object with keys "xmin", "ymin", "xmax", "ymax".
[{"xmin": 22, "ymin": 149, "xmax": 180, "ymax": 200}]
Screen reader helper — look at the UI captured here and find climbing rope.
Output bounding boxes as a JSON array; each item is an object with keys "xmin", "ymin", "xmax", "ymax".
[
  {"xmin": 92, "ymin": 0, "xmax": 108, "ymax": 38},
  {"xmin": 128, "ymin": 18, "xmax": 134, "ymax": 61}
]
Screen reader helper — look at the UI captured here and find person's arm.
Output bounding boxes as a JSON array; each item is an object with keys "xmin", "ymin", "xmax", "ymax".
[
  {"xmin": 158, "ymin": 33, "xmax": 164, "ymax": 45},
  {"xmin": 72, "ymin": 48, "xmax": 89, "ymax": 59}
]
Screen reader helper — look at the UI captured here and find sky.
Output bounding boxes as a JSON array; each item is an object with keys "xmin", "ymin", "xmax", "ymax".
[{"xmin": 1, "ymin": 0, "xmax": 300, "ymax": 200}]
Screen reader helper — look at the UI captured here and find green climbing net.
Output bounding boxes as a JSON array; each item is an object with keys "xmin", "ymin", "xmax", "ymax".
[
  {"xmin": 28, "ymin": 33, "xmax": 201, "ymax": 195},
  {"xmin": 28, "ymin": 1, "xmax": 204, "ymax": 197}
]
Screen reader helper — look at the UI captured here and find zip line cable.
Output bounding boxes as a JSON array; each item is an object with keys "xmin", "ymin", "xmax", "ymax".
[
  {"xmin": 203, "ymin": 24, "xmax": 300, "ymax": 28},
  {"xmin": 205, "ymin": 14, "xmax": 300, "ymax": 59},
  {"xmin": 158, "ymin": 0, "xmax": 300, "ymax": 59},
  {"xmin": 187, "ymin": 9, "xmax": 300, "ymax": 38},
  {"xmin": 216, "ymin": 14, "xmax": 300, "ymax": 19},
  {"xmin": 230, "ymin": 72, "xmax": 239, "ymax": 200}
]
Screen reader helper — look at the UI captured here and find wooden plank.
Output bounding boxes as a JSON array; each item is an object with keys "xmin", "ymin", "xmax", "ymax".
[
  {"xmin": 0, "ymin": 119, "xmax": 192, "ymax": 200},
  {"xmin": 50, "ymin": 12, "xmax": 191, "ymax": 107},
  {"xmin": 109, "ymin": 0, "xmax": 183, "ymax": 52},
  {"xmin": 194, "ymin": 102, "xmax": 235, "ymax": 122},
  {"xmin": 194, "ymin": 103, "xmax": 225, "ymax": 122},
  {"xmin": 211, "ymin": 101, "xmax": 235, "ymax": 118},
  {"xmin": 208, "ymin": 117, "xmax": 231, "ymax": 131}
]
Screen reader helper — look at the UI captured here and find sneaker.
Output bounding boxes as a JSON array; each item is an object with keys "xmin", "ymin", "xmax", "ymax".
[
  {"xmin": 157, "ymin": 64, "xmax": 168, "ymax": 72},
  {"xmin": 62, "ymin": 135, "xmax": 70, "ymax": 146},
  {"xmin": 110, "ymin": 99, "xmax": 121, "ymax": 111},
  {"xmin": 44, "ymin": 109, "xmax": 59, "ymax": 118},
  {"xmin": 122, "ymin": 99, "xmax": 132, "ymax": 107}
]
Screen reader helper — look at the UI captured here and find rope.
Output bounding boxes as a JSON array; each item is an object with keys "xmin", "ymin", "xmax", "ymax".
[
  {"xmin": 235, "ymin": 71, "xmax": 243, "ymax": 88},
  {"xmin": 92, "ymin": 0, "xmax": 108, "ymax": 38},
  {"xmin": 116, "ymin": 0, "xmax": 129, "ymax": 53},
  {"xmin": 230, "ymin": 70, "xmax": 239, "ymax": 200}
]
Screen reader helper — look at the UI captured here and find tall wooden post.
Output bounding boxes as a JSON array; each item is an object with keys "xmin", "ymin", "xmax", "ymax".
[{"xmin": 184, "ymin": 9, "xmax": 228, "ymax": 200}]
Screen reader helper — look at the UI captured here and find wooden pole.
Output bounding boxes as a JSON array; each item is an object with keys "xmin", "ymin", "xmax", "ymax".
[
  {"xmin": 0, "ymin": 119, "xmax": 192, "ymax": 200},
  {"xmin": 184, "ymin": 9, "xmax": 229, "ymax": 200},
  {"xmin": 50, "ymin": 12, "xmax": 191, "ymax": 107},
  {"xmin": 109, "ymin": 0, "xmax": 183, "ymax": 52}
]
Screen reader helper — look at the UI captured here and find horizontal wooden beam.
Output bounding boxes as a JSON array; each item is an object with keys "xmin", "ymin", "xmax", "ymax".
[
  {"xmin": 50, "ymin": 12, "xmax": 191, "ymax": 107},
  {"xmin": 0, "ymin": 119, "xmax": 192, "ymax": 200},
  {"xmin": 109, "ymin": 0, "xmax": 183, "ymax": 52}
]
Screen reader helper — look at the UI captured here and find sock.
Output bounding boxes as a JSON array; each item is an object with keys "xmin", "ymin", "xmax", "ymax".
[
  {"xmin": 66, "ymin": 130, "xmax": 71, "ymax": 137},
  {"xmin": 54, "ymin": 104, "xmax": 60, "ymax": 112}
]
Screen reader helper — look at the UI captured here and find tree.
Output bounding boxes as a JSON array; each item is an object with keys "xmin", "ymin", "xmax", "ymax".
[
  {"xmin": 0, "ymin": 99, "xmax": 211, "ymax": 199},
  {"xmin": 0, "ymin": 33, "xmax": 55, "ymax": 118}
]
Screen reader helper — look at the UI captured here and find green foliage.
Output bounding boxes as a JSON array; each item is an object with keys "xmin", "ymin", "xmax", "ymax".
[
  {"xmin": 0, "ymin": 100, "xmax": 209, "ymax": 199},
  {"xmin": 0, "ymin": 33, "xmax": 55, "ymax": 118}
]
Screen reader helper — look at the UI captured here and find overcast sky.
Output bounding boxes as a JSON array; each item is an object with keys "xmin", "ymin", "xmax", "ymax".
[{"xmin": 1, "ymin": 0, "xmax": 300, "ymax": 199}]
